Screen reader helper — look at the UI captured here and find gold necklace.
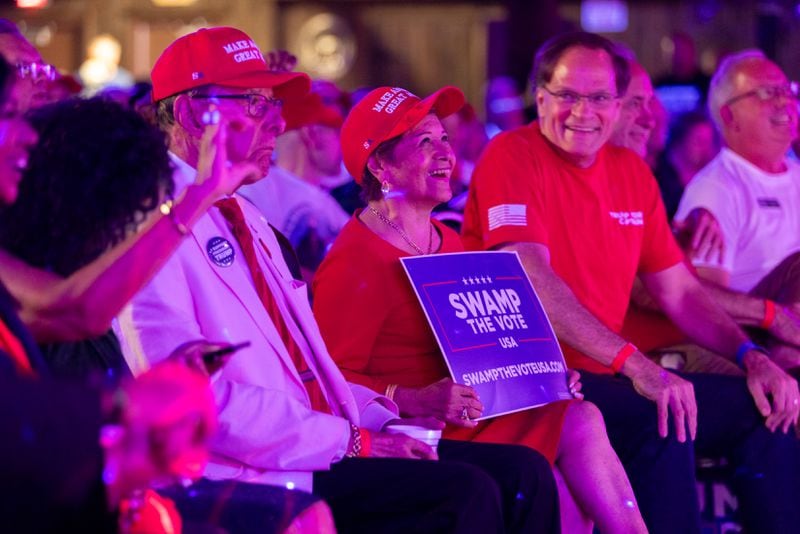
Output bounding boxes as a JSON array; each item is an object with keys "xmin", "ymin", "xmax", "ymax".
[{"xmin": 369, "ymin": 206, "xmax": 432, "ymax": 255}]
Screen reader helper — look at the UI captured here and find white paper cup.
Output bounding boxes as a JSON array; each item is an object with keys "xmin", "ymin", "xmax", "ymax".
[{"xmin": 385, "ymin": 424, "xmax": 442, "ymax": 449}]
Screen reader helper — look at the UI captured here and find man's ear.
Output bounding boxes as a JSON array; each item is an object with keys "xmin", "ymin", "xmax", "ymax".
[
  {"xmin": 174, "ymin": 94, "xmax": 204, "ymax": 136},
  {"xmin": 534, "ymin": 88, "xmax": 545, "ymax": 111},
  {"xmin": 366, "ymin": 152, "xmax": 386, "ymax": 181},
  {"xmin": 720, "ymin": 104, "xmax": 735, "ymax": 128}
]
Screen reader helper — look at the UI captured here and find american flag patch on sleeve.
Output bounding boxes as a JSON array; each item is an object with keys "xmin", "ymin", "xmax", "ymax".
[{"xmin": 487, "ymin": 204, "xmax": 527, "ymax": 230}]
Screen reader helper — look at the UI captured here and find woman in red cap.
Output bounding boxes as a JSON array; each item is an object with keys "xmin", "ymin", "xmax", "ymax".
[{"xmin": 313, "ymin": 85, "xmax": 647, "ymax": 534}]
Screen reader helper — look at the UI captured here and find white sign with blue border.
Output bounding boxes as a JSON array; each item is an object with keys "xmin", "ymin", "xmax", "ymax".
[{"xmin": 401, "ymin": 251, "xmax": 572, "ymax": 420}]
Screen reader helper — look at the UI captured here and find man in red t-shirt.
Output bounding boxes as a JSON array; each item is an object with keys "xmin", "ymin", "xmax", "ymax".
[{"xmin": 463, "ymin": 31, "xmax": 800, "ymax": 534}]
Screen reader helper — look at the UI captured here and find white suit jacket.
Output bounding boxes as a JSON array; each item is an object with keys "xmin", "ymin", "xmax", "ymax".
[{"xmin": 116, "ymin": 154, "xmax": 397, "ymax": 492}]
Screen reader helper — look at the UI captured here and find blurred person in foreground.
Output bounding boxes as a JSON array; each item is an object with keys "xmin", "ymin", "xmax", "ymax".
[
  {"xmin": 462, "ymin": 31, "xmax": 800, "ymax": 534},
  {"xmin": 0, "ymin": 97, "xmax": 177, "ymax": 381},
  {"xmin": 313, "ymin": 85, "xmax": 646, "ymax": 533},
  {"xmin": 0, "ymin": 97, "xmax": 254, "ymax": 380},
  {"xmin": 117, "ymin": 25, "xmax": 560, "ymax": 533},
  {"xmin": 1, "ymin": 97, "xmax": 335, "ymax": 532},
  {"xmin": 0, "ymin": 66, "xmax": 335, "ymax": 533},
  {"xmin": 0, "ymin": 56, "xmax": 216, "ymax": 534}
]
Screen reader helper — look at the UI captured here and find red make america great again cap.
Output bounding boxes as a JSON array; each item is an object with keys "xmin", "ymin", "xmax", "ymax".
[
  {"xmin": 151, "ymin": 26, "xmax": 310, "ymax": 102},
  {"xmin": 340, "ymin": 85, "xmax": 465, "ymax": 183}
]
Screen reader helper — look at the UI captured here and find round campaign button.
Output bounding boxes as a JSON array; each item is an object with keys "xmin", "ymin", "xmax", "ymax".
[{"xmin": 207, "ymin": 236, "xmax": 235, "ymax": 267}]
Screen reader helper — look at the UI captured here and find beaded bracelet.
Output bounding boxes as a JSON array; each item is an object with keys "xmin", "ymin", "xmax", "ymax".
[
  {"xmin": 346, "ymin": 423, "xmax": 362, "ymax": 458},
  {"xmin": 346, "ymin": 423, "xmax": 371, "ymax": 458}
]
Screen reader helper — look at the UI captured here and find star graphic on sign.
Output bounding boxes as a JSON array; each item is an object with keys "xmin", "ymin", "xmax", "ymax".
[
  {"xmin": 486, "ymin": 276, "xmax": 492, "ymax": 283},
  {"xmin": 468, "ymin": 276, "xmax": 475, "ymax": 285},
  {"xmin": 462, "ymin": 277, "xmax": 469, "ymax": 285}
]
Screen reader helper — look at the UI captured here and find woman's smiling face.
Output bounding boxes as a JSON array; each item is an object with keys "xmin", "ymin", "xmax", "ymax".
[{"xmin": 375, "ymin": 113, "xmax": 456, "ymax": 206}]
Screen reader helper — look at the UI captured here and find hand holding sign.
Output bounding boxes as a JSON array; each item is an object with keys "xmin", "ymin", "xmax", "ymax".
[
  {"xmin": 567, "ymin": 369, "xmax": 584, "ymax": 400},
  {"xmin": 395, "ymin": 378, "xmax": 483, "ymax": 428}
]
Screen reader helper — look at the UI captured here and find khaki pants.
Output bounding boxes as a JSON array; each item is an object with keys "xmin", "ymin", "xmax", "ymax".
[
  {"xmin": 647, "ymin": 251, "xmax": 800, "ymax": 376},
  {"xmin": 649, "ymin": 343, "xmax": 743, "ymax": 376}
]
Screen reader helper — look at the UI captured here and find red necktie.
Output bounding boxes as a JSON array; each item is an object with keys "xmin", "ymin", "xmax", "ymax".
[{"xmin": 214, "ymin": 198, "xmax": 329, "ymax": 413}]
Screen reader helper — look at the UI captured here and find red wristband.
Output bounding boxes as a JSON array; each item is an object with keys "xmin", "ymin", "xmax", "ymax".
[
  {"xmin": 610, "ymin": 343, "xmax": 637, "ymax": 374},
  {"xmin": 761, "ymin": 299, "xmax": 776, "ymax": 330},
  {"xmin": 359, "ymin": 428, "xmax": 371, "ymax": 458}
]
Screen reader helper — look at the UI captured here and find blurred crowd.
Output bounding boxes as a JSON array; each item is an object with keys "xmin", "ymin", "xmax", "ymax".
[{"xmin": 1, "ymin": 16, "xmax": 800, "ymax": 534}]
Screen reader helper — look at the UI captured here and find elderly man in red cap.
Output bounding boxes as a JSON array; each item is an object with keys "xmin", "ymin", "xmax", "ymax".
[{"xmin": 117, "ymin": 26, "xmax": 559, "ymax": 534}]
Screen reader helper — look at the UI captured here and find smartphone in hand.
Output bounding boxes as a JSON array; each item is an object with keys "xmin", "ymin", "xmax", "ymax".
[{"xmin": 202, "ymin": 341, "xmax": 251, "ymax": 373}]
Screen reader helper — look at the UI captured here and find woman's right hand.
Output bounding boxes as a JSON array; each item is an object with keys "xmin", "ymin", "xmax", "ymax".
[{"xmin": 395, "ymin": 378, "xmax": 483, "ymax": 428}]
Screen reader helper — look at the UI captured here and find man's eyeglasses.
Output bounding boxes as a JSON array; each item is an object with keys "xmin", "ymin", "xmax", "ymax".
[
  {"xmin": 541, "ymin": 86, "xmax": 619, "ymax": 109},
  {"xmin": 724, "ymin": 82, "xmax": 799, "ymax": 107},
  {"xmin": 16, "ymin": 61, "xmax": 57, "ymax": 83},
  {"xmin": 191, "ymin": 93, "xmax": 283, "ymax": 119}
]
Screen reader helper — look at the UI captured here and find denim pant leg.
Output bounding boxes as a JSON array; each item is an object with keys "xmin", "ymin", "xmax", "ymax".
[
  {"xmin": 687, "ymin": 372, "xmax": 800, "ymax": 534},
  {"xmin": 580, "ymin": 371, "xmax": 700, "ymax": 534}
]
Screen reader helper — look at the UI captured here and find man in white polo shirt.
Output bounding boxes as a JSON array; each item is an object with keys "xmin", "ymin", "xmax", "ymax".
[{"xmin": 676, "ymin": 50, "xmax": 800, "ymax": 372}]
